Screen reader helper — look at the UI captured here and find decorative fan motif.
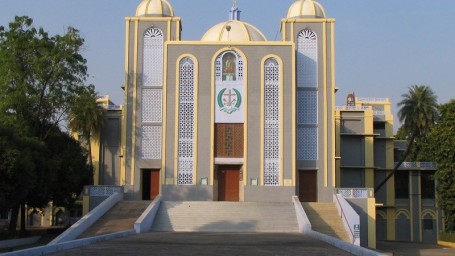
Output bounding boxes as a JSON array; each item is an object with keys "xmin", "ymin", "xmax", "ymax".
[
  {"xmin": 298, "ymin": 29, "xmax": 317, "ymax": 40},
  {"xmin": 144, "ymin": 27, "xmax": 163, "ymax": 38}
]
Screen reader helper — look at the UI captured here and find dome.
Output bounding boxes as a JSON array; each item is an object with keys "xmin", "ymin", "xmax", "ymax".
[
  {"xmin": 287, "ymin": 0, "xmax": 326, "ymax": 19},
  {"xmin": 201, "ymin": 20, "xmax": 267, "ymax": 42},
  {"xmin": 136, "ymin": 0, "xmax": 174, "ymax": 17}
]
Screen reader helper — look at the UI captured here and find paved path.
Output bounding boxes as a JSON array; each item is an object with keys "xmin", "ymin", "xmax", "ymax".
[
  {"xmin": 49, "ymin": 232, "xmax": 353, "ymax": 256},
  {"xmin": 378, "ymin": 241, "xmax": 455, "ymax": 256}
]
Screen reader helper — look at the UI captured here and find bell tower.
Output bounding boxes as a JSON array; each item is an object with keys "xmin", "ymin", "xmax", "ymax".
[
  {"xmin": 123, "ymin": 0, "xmax": 181, "ymax": 199},
  {"xmin": 281, "ymin": 0, "xmax": 336, "ymax": 202}
]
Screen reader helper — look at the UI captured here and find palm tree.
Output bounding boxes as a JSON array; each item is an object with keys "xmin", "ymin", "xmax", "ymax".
[
  {"xmin": 68, "ymin": 85, "xmax": 106, "ymax": 184},
  {"xmin": 375, "ymin": 85, "xmax": 438, "ymax": 193}
]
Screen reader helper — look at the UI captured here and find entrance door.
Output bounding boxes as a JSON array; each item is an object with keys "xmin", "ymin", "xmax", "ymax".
[
  {"xmin": 142, "ymin": 169, "xmax": 160, "ymax": 200},
  {"xmin": 218, "ymin": 165, "xmax": 240, "ymax": 201},
  {"xmin": 299, "ymin": 170, "xmax": 317, "ymax": 202}
]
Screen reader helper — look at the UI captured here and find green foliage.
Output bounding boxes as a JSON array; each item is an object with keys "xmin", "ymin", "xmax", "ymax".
[
  {"xmin": 397, "ymin": 85, "xmax": 439, "ymax": 161},
  {"xmin": 440, "ymin": 232, "xmax": 455, "ymax": 243},
  {"xmin": 376, "ymin": 85, "xmax": 439, "ymax": 192},
  {"xmin": 0, "ymin": 16, "xmax": 93, "ymax": 232},
  {"xmin": 0, "ymin": 16, "xmax": 88, "ymax": 139},
  {"xmin": 429, "ymin": 100, "xmax": 455, "ymax": 231},
  {"xmin": 45, "ymin": 128, "xmax": 92, "ymax": 207},
  {"xmin": 0, "ymin": 126, "xmax": 42, "ymax": 212},
  {"xmin": 68, "ymin": 84, "xmax": 105, "ymax": 181}
]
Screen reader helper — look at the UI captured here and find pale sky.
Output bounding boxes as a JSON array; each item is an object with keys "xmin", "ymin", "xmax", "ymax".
[{"xmin": 1, "ymin": 0, "xmax": 454, "ymax": 131}]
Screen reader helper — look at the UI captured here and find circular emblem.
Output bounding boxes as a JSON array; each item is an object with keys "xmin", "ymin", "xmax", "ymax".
[{"xmin": 217, "ymin": 88, "xmax": 242, "ymax": 114}]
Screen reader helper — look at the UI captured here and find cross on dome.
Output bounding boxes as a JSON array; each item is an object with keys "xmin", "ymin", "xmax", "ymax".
[{"xmin": 229, "ymin": 0, "xmax": 241, "ymax": 20}]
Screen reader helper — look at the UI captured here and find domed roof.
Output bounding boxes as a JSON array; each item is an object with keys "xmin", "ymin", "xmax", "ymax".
[
  {"xmin": 136, "ymin": 0, "xmax": 174, "ymax": 17},
  {"xmin": 201, "ymin": 20, "xmax": 267, "ymax": 42},
  {"xmin": 287, "ymin": 0, "xmax": 326, "ymax": 19}
]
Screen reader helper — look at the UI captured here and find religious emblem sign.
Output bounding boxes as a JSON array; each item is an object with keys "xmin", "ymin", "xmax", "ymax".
[
  {"xmin": 217, "ymin": 88, "xmax": 242, "ymax": 114},
  {"xmin": 215, "ymin": 51, "xmax": 244, "ymax": 123}
]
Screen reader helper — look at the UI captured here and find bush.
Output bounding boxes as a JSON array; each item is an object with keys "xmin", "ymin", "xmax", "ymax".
[{"xmin": 440, "ymin": 232, "xmax": 455, "ymax": 243}]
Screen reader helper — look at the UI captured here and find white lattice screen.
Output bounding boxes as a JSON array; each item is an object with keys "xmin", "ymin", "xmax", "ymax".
[
  {"xmin": 297, "ymin": 29, "xmax": 318, "ymax": 88},
  {"xmin": 297, "ymin": 29, "xmax": 318, "ymax": 161},
  {"xmin": 141, "ymin": 27, "xmax": 164, "ymax": 160},
  {"xmin": 143, "ymin": 28, "xmax": 163, "ymax": 87},
  {"xmin": 141, "ymin": 126, "xmax": 162, "ymax": 159},
  {"xmin": 297, "ymin": 90, "xmax": 318, "ymax": 124},
  {"xmin": 264, "ymin": 58, "xmax": 280, "ymax": 186},
  {"xmin": 297, "ymin": 127, "xmax": 318, "ymax": 161},
  {"xmin": 177, "ymin": 57, "xmax": 195, "ymax": 185},
  {"xmin": 142, "ymin": 89, "xmax": 162, "ymax": 123}
]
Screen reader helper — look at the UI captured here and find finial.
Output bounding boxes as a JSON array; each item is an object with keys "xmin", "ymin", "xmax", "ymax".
[{"xmin": 229, "ymin": 0, "xmax": 241, "ymax": 20}]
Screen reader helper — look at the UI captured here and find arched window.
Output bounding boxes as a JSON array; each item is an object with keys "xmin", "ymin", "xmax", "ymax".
[
  {"xmin": 297, "ymin": 29, "xmax": 318, "ymax": 161},
  {"xmin": 177, "ymin": 57, "xmax": 196, "ymax": 185},
  {"xmin": 143, "ymin": 27, "xmax": 164, "ymax": 87},
  {"xmin": 141, "ymin": 27, "xmax": 164, "ymax": 160},
  {"xmin": 264, "ymin": 58, "xmax": 280, "ymax": 186}
]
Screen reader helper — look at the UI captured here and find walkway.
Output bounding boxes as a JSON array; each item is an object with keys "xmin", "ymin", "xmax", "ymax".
[
  {"xmin": 49, "ymin": 232, "xmax": 353, "ymax": 256},
  {"xmin": 377, "ymin": 241, "xmax": 455, "ymax": 256}
]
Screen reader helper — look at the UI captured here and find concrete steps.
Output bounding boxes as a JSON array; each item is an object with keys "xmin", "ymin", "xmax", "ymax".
[
  {"xmin": 301, "ymin": 202, "xmax": 350, "ymax": 242},
  {"xmin": 151, "ymin": 201, "xmax": 299, "ymax": 233},
  {"xmin": 79, "ymin": 200, "xmax": 151, "ymax": 238}
]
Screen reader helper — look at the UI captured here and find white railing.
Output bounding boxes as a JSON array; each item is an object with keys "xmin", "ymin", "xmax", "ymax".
[
  {"xmin": 334, "ymin": 194, "xmax": 360, "ymax": 246},
  {"xmin": 335, "ymin": 106, "xmax": 371, "ymax": 111},
  {"xmin": 373, "ymin": 111, "xmax": 388, "ymax": 116},
  {"xmin": 396, "ymin": 162, "xmax": 436, "ymax": 169},
  {"xmin": 357, "ymin": 97, "xmax": 388, "ymax": 102},
  {"xmin": 84, "ymin": 186, "xmax": 124, "ymax": 197},
  {"xmin": 106, "ymin": 105, "xmax": 122, "ymax": 110},
  {"xmin": 336, "ymin": 188, "xmax": 373, "ymax": 199}
]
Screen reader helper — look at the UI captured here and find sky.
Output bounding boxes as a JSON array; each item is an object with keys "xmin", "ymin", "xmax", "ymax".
[{"xmin": 1, "ymin": 0, "xmax": 454, "ymax": 131}]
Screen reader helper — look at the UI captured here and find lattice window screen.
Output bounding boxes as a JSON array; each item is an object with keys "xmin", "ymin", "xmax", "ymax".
[
  {"xmin": 142, "ymin": 89, "xmax": 162, "ymax": 123},
  {"xmin": 297, "ymin": 29, "xmax": 319, "ymax": 160},
  {"xmin": 264, "ymin": 58, "xmax": 280, "ymax": 186},
  {"xmin": 141, "ymin": 126, "xmax": 162, "ymax": 159},
  {"xmin": 297, "ymin": 29, "xmax": 318, "ymax": 88},
  {"xmin": 177, "ymin": 57, "xmax": 195, "ymax": 185},
  {"xmin": 297, "ymin": 127, "xmax": 318, "ymax": 161},
  {"xmin": 297, "ymin": 90, "xmax": 318, "ymax": 125},
  {"xmin": 143, "ymin": 28, "xmax": 163, "ymax": 87}
]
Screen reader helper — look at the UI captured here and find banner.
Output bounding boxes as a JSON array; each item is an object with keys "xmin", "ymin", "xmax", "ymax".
[{"xmin": 215, "ymin": 85, "xmax": 244, "ymax": 123}]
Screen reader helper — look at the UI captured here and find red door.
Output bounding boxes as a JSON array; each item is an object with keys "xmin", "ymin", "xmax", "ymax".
[
  {"xmin": 218, "ymin": 165, "xmax": 240, "ymax": 201},
  {"xmin": 299, "ymin": 170, "xmax": 317, "ymax": 202},
  {"xmin": 150, "ymin": 170, "xmax": 160, "ymax": 200},
  {"xmin": 142, "ymin": 169, "xmax": 160, "ymax": 200}
]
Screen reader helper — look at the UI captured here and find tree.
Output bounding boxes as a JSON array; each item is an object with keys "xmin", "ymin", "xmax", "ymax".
[
  {"xmin": 427, "ymin": 100, "xmax": 455, "ymax": 231},
  {"xmin": 45, "ymin": 128, "xmax": 92, "ymax": 208},
  {"xmin": 0, "ymin": 126, "xmax": 44, "ymax": 235},
  {"xmin": 0, "ymin": 16, "xmax": 88, "ymax": 139},
  {"xmin": 0, "ymin": 16, "xmax": 92, "ymax": 234},
  {"xmin": 375, "ymin": 85, "xmax": 438, "ymax": 193},
  {"xmin": 68, "ymin": 85, "xmax": 106, "ymax": 183}
]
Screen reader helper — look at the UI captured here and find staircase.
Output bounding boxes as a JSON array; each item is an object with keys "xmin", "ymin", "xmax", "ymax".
[
  {"xmin": 151, "ymin": 201, "xmax": 299, "ymax": 233},
  {"xmin": 79, "ymin": 200, "xmax": 151, "ymax": 238},
  {"xmin": 301, "ymin": 202, "xmax": 351, "ymax": 242}
]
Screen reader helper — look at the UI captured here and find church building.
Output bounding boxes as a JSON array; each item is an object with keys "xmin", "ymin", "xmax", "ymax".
[{"xmin": 112, "ymin": 0, "xmax": 338, "ymax": 202}]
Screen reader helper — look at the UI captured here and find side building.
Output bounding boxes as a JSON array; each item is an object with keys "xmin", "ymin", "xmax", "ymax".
[{"xmin": 335, "ymin": 96, "xmax": 440, "ymax": 243}]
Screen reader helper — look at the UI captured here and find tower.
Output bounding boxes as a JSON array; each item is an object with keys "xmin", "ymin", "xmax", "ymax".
[
  {"xmin": 123, "ymin": 0, "xmax": 181, "ymax": 199},
  {"xmin": 282, "ymin": 0, "xmax": 336, "ymax": 201}
]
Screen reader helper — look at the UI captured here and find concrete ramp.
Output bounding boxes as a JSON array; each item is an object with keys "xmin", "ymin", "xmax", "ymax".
[
  {"xmin": 151, "ymin": 201, "xmax": 299, "ymax": 233},
  {"xmin": 301, "ymin": 202, "xmax": 350, "ymax": 242},
  {"xmin": 79, "ymin": 201, "xmax": 151, "ymax": 238}
]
